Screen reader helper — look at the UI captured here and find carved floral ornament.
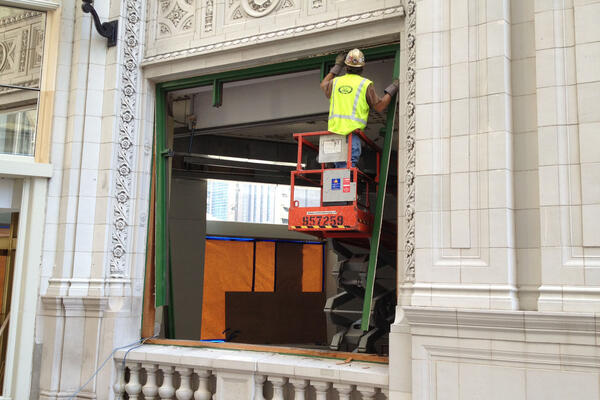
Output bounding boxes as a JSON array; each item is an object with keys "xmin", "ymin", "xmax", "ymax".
[
  {"xmin": 241, "ymin": 0, "xmax": 281, "ymax": 17},
  {"xmin": 158, "ymin": 0, "xmax": 194, "ymax": 37}
]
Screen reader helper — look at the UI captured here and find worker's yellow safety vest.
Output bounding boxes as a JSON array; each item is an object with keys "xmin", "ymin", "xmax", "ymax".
[{"xmin": 328, "ymin": 73, "xmax": 373, "ymax": 135}]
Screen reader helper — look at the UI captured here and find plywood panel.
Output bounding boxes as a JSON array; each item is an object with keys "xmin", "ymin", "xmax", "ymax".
[
  {"xmin": 225, "ymin": 242, "xmax": 326, "ymax": 345},
  {"xmin": 201, "ymin": 240, "xmax": 254, "ymax": 339},
  {"xmin": 254, "ymin": 241, "xmax": 275, "ymax": 292},
  {"xmin": 302, "ymin": 244, "xmax": 323, "ymax": 292}
]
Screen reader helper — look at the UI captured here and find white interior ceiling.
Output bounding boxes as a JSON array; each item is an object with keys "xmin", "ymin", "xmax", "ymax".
[{"xmin": 170, "ymin": 58, "xmax": 396, "ymax": 146}]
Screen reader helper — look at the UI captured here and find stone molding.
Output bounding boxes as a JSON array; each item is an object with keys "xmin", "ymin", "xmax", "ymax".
[
  {"xmin": 411, "ymin": 282, "xmax": 519, "ymax": 310},
  {"xmin": 424, "ymin": 344, "xmax": 600, "ymax": 371},
  {"xmin": 0, "ymin": 10, "xmax": 42, "ymax": 27},
  {"xmin": 403, "ymin": 0, "xmax": 415, "ymax": 283},
  {"xmin": 40, "ymin": 295, "xmax": 109, "ymax": 317},
  {"xmin": 110, "ymin": 0, "xmax": 143, "ymax": 277},
  {"xmin": 142, "ymin": 6, "xmax": 405, "ymax": 65},
  {"xmin": 538, "ymin": 285, "xmax": 600, "ymax": 313},
  {"xmin": 404, "ymin": 306, "xmax": 599, "ymax": 346}
]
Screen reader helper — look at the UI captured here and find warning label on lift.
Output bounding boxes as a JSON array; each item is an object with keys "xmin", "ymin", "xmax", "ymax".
[
  {"xmin": 342, "ymin": 178, "xmax": 351, "ymax": 193},
  {"xmin": 306, "ymin": 210, "xmax": 338, "ymax": 215},
  {"xmin": 331, "ymin": 178, "xmax": 341, "ymax": 190}
]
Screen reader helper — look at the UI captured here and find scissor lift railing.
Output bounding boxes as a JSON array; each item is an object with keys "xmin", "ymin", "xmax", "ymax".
[{"xmin": 288, "ymin": 130, "xmax": 382, "ymax": 239}]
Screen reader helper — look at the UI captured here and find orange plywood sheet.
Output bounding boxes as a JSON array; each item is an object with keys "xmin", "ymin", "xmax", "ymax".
[
  {"xmin": 302, "ymin": 244, "xmax": 323, "ymax": 292},
  {"xmin": 254, "ymin": 241, "xmax": 275, "ymax": 292},
  {"xmin": 201, "ymin": 240, "xmax": 254, "ymax": 339}
]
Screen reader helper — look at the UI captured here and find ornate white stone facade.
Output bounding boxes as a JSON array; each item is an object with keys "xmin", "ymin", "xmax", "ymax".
[{"xmin": 0, "ymin": 0, "xmax": 596, "ymax": 399}]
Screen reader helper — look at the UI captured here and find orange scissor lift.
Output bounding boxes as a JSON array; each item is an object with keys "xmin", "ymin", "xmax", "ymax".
[{"xmin": 288, "ymin": 130, "xmax": 382, "ymax": 240}]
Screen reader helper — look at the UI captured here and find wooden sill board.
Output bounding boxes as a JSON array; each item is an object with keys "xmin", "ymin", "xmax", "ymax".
[{"xmin": 145, "ymin": 338, "xmax": 389, "ymax": 364}]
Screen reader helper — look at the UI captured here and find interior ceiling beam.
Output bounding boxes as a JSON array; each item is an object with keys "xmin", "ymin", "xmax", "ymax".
[
  {"xmin": 171, "ymin": 168, "xmax": 293, "ymax": 185},
  {"xmin": 172, "ymin": 113, "xmax": 329, "ymax": 139},
  {"xmin": 181, "ymin": 154, "xmax": 296, "ymax": 172}
]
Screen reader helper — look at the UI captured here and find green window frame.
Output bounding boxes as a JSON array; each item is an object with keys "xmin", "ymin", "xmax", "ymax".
[{"xmin": 150, "ymin": 43, "xmax": 400, "ymax": 337}]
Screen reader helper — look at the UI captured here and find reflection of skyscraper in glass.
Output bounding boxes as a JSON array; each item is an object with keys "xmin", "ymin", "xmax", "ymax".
[
  {"xmin": 205, "ymin": 179, "xmax": 319, "ymax": 225},
  {"xmin": 206, "ymin": 180, "xmax": 230, "ymax": 221}
]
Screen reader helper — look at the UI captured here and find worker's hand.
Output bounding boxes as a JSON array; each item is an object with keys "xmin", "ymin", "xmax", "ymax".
[
  {"xmin": 330, "ymin": 53, "xmax": 346, "ymax": 76},
  {"xmin": 384, "ymin": 79, "xmax": 399, "ymax": 97}
]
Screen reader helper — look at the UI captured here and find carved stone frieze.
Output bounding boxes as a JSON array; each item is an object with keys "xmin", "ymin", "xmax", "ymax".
[
  {"xmin": 0, "ymin": 10, "xmax": 42, "ymax": 27},
  {"xmin": 0, "ymin": 39, "xmax": 16, "ymax": 73},
  {"xmin": 110, "ymin": 0, "xmax": 143, "ymax": 277},
  {"xmin": 227, "ymin": 0, "xmax": 298, "ymax": 23},
  {"xmin": 157, "ymin": 0, "xmax": 195, "ymax": 38},
  {"xmin": 312, "ymin": 0, "xmax": 323, "ymax": 8},
  {"xmin": 241, "ymin": 0, "xmax": 281, "ymax": 17},
  {"xmin": 404, "ymin": 0, "xmax": 416, "ymax": 282},
  {"xmin": 148, "ymin": 5, "xmax": 404, "ymax": 63},
  {"xmin": 205, "ymin": 0, "xmax": 214, "ymax": 32},
  {"xmin": 0, "ymin": 11, "xmax": 44, "ymax": 89}
]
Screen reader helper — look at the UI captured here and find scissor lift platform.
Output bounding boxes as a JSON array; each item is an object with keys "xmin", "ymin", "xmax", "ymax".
[{"xmin": 288, "ymin": 130, "xmax": 381, "ymax": 240}]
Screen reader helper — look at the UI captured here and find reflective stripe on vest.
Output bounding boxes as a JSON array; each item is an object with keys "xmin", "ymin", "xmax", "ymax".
[{"xmin": 328, "ymin": 74, "xmax": 372, "ymax": 135}]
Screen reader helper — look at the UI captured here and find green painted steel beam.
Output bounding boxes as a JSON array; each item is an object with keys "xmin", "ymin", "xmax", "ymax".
[
  {"xmin": 361, "ymin": 48, "xmax": 400, "ymax": 332},
  {"xmin": 158, "ymin": 44, "xmax": 399, "ymax": 93}
]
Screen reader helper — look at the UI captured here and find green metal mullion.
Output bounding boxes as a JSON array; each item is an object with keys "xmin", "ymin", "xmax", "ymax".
[
  {"xmin": 320, "ymin": 61, "xmax": 327, "ymax": 81},
  {"xmin": 155, "ymin": 85, "xmax": 168, "ymax": 308},
  {"xmin": 212, "ymin": 79, "xmax": 223, "ymax": 107},
  {"xmin": 360, "ymin": 48, "xmax": 400, "ymax": 332}
]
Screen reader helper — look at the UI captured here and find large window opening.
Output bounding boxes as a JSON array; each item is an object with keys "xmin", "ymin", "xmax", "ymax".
[
  {"xmin": 0, "ymin": 5, "xmax": 46, "ymax": 157},
  {"xmin": 147, "ymin": 46, "xmax": 399, "ymax": 357}
]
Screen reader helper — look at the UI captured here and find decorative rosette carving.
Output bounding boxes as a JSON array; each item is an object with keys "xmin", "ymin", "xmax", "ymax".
[
  {"xmin": 241, "ymin": 0, "xmax": 281, "ymax": 17},
  {"xmin": 404, "ymin": 0, "xmax": 417, "ymax": 283},
  {"xmin": 110, "ymin": 0, "xmax": 143, "ymax": 277}
]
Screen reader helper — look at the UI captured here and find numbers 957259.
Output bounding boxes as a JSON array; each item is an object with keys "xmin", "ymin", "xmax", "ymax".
[{"xmin": 302, "ymin": 215, "xmax": 344, "ymax": 225}]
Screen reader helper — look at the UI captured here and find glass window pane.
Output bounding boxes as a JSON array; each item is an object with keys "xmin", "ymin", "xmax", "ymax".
[
  {"xmin": 0, "ymin": 6, "xmax": 46, "ymax": 88},
  {"xmin": 206, "ymin": 179, "xmax": 320, "ymax": 225},
  {"xmin": 0, "ymin": 94, "xmax": 38, "ymax": 156}
]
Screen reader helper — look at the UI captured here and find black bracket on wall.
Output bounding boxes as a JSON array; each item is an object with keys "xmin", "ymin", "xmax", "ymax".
[{"xmin": 81, "ymin": 0, "xmax": 118, "ymax": 47}]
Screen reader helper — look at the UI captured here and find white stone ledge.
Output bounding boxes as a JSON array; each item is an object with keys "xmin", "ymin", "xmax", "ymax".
[
  {"xmin": 115, "ymin": 344, "xmax": 389, "ymax": 387},
  {"xmin": 0, "ymin": 0, "xmax": 59, "ymax": 11},
  {"xmin": 0, "ymin": 156, "xmax": 52, "ymax": 178},
  {"xmin": 403, "ymin": 306, "xmax": 599, "ymax": 345}
]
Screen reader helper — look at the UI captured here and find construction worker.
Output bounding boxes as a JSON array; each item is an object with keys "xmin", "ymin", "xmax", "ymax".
[{"xmin": 320, "ymin": 48, "xmax": 399, "ymax": 168}]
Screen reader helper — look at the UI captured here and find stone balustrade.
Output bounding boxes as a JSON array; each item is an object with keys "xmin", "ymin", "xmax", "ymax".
[{"xmin": 113, "ymin": 345, "xmax": 388, "ymax": 400}]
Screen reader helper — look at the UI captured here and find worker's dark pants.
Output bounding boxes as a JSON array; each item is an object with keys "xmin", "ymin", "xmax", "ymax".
[{"xmin": 334, "ymin": 133, "xmax": 362, "ymax": 168}]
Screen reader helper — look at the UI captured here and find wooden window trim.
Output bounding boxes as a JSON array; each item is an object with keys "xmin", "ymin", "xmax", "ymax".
[{"xmin": 33, "ymin": 6, "xmax": 60, "ymax": 163}]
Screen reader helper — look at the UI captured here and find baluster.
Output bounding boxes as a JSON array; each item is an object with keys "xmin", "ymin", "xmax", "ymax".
[
  {"xmin": 125, "ymin": 364, "xmax": 142, "ymax": 400},
  {"xmin": 311, "ymin": 380, "xmax": 331, "ymax": 400},
  {"xmin": 194, "ymin": 369, "xmax": 212, "ymax": 400},
  {"xmin": 176, "ymin": 367, "xmax": 194, "ymax": 400},
  {"xmin": 333, "ymin": 383, "xmax": 353, "ymax": 400},
  {"xmin": 142, "ymin": 364, "xmax": 159, "ymax": 400},
  {"xmin": 356, "ymin": 386, "xmax": 377, "ymax": 400},
  {"xmin": 254, "ymin": 375, "xmax": 266, "ymax": 400},
  {"xmin": 113, "ymin": 362, "xmax": 126, "ymax": 399},
  {"xmin": 289, "ymin": 378, "xmax": 308, "ymax": 400},
  {"xmin": 159, "ymin": 366, "xmax": 176, "ymax": 399},
  {"xmin": 268, "ymin": 376, "xmax": 287, "ymax": 400}
]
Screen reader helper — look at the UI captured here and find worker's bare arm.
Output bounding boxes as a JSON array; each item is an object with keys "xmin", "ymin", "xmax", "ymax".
[
  {"xmin": 320, "ymin": 72, "xmax": 335, "ymax": 99},
  {"xmin": 366, "ymin": 84, "xmax": 393, "ymax": 113},
  {"xmin": 372, "ymin": 94, "xmax": 393, "ymax": 113}
]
